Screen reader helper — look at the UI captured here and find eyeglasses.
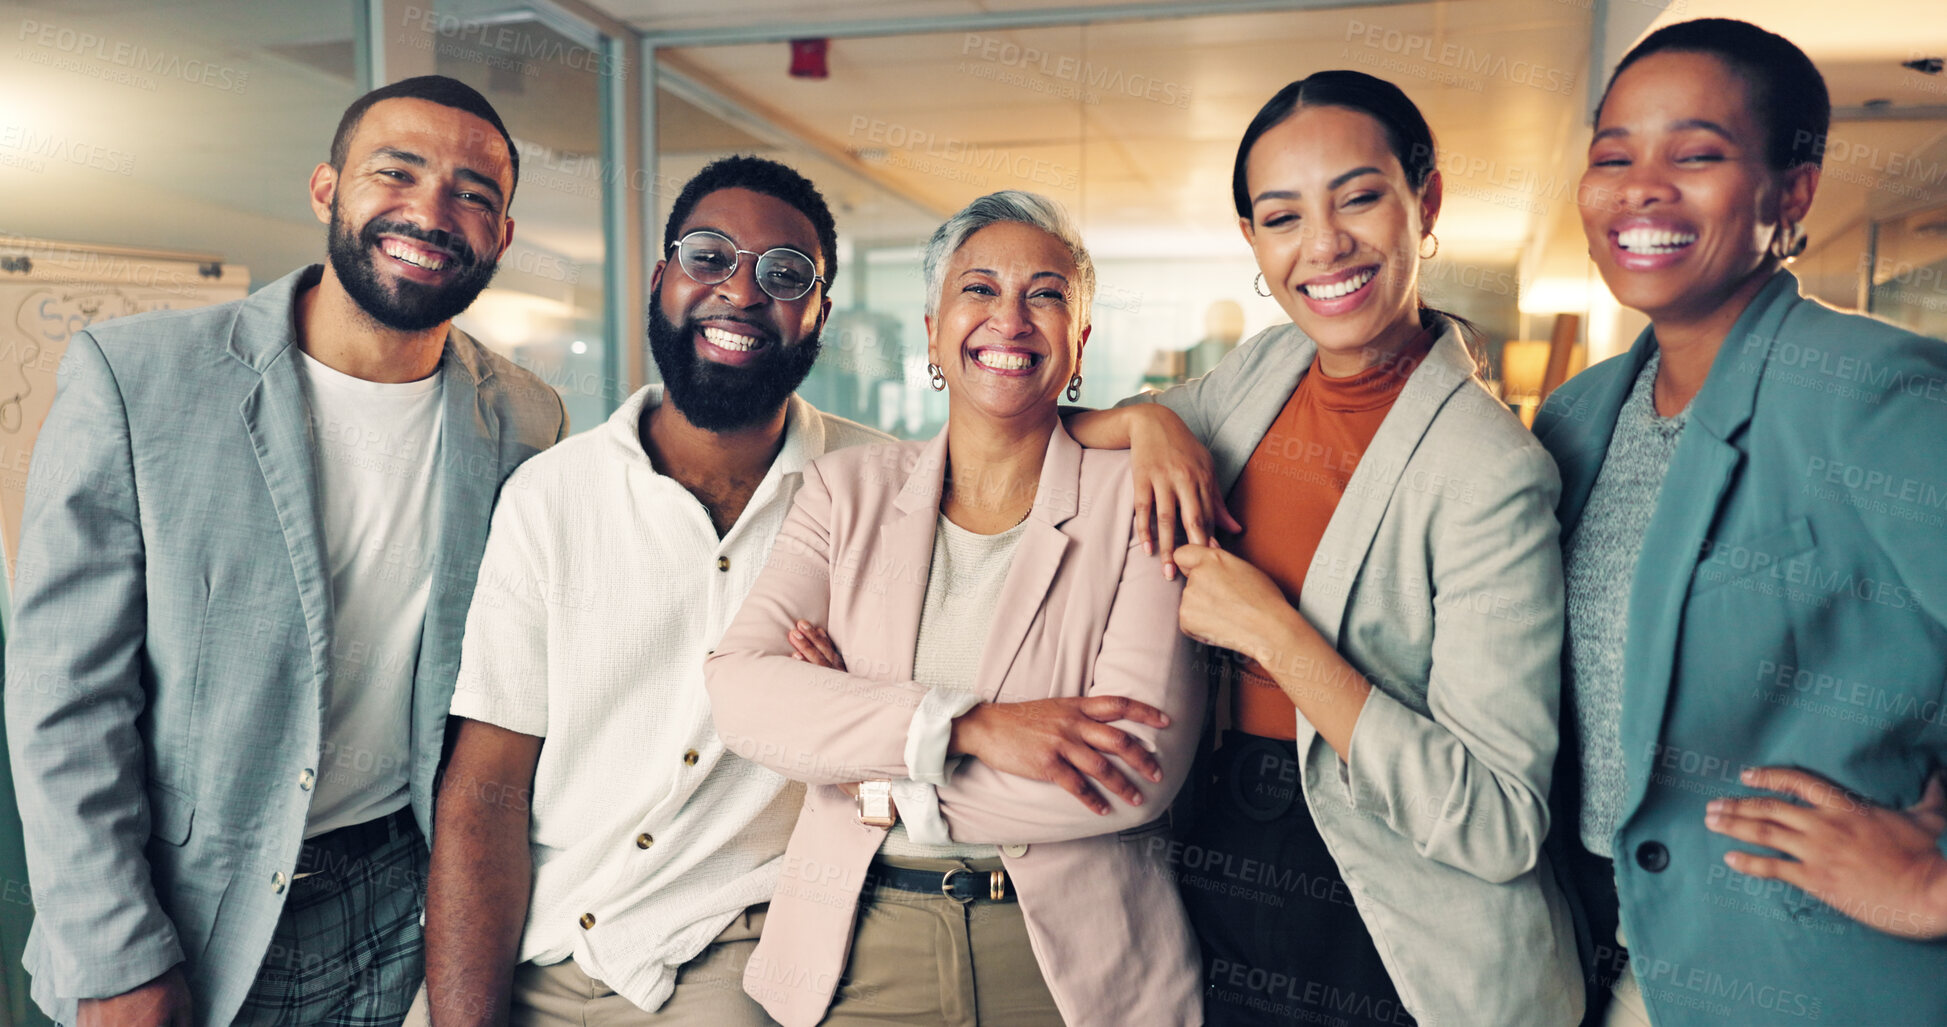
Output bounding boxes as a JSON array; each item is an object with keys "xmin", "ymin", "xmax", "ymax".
[{"xmin": 668, "ymin": 230, "xmax": 826, "ymax": 302}]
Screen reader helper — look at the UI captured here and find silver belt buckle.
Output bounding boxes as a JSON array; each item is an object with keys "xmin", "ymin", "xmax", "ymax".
[{"xmin": 940, "ymin": 867, "xmax": 974, "ymax": 904}]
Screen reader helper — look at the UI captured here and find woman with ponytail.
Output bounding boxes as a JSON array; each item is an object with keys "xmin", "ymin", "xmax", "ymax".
[{"xmin": 1068, "ymin": 71, "xmax": 1582, "ymax": 1026}]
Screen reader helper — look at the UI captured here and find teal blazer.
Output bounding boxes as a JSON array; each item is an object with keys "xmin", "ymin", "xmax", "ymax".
[{"xmin": 1535, "ymin": 270, "xmax": 1947, "ymax": 1026}]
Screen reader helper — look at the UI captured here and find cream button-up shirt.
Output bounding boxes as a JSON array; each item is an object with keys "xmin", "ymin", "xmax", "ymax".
[{"xmin": 450, "ymin": 385, "xmax": 886, "ymax": 1013}]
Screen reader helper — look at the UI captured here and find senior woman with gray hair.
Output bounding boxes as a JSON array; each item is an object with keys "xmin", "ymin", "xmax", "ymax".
[{"xmin": 705, "ymin": 191, "xmax": 1204, "ymax": 1027}]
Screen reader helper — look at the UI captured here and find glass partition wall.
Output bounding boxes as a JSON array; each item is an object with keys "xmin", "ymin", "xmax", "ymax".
[
  {"xmin": 428, "ymin": 0, "xmax": 626, "ymax": 431},
  {"xmin": 0, "ymin": 0, "xmax": 632, "ymax": 436},
  {"xmin": 0, "ymin": 4, "xmax": 634, "ymax": 1020},
  {"xmin": 0, "ymin": 2, "xmax": 365, "ymax": 283}
]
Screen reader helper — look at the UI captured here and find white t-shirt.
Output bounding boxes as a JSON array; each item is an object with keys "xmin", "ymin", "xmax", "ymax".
[
  {"xmin": 296, "ymin": 349, "xmax": 444, "ymax": 839},
  {"xmin": 879, "ymin": 515, "xmax": 1025, "ymax": 859}
]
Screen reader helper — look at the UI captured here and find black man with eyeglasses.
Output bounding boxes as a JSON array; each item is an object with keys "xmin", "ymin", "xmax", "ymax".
[{"xmin": 417, "ymin": 156, "xmax": 888, "ymax": 1027}]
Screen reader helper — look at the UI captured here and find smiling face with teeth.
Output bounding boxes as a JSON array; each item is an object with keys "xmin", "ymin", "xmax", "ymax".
[
  {"xmin": 646, "ymin": 187, "xmax": 830, "ymax": 432},
  {"xmin": 925, "ymin": 221, "xmax": 1090, "ymax": 427},
  {"xmin": 310, "ymin": 97, "xmax": 516, "ymax": 335},
  {"xmin": 1579, "ymin": 51, "xmax": 1818, "ymax": 331},
  {"xmin": 1240, "ymin": 105, "xmax": 1440, "ymax": 377}
]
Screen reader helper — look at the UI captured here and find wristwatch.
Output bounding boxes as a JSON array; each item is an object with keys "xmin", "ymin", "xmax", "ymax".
[{"xmin": 856, "ymin": 779, "xmax": 895, "ymax": 827}]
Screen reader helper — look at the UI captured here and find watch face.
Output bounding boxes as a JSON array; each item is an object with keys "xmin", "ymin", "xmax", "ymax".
[{"xmin": 857, "ymin": 781, "xmax": 894, "ymax": 824}]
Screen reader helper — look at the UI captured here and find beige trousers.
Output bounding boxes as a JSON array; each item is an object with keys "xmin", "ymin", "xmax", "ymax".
[
  {"xmin": 404, "ymin": 906, "xmax": 777, "ymax": 1026},
  {"xmin": 820, "ymin": 856, "xmax": 1062, "ymax": 1027},
  {"xmin": 1602, "ymin": 925, "xmax": 1653, "ymax": 1027}
]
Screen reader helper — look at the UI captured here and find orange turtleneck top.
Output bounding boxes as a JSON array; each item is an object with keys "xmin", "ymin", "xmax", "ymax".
[{"xmin": 1224, "ymin": 329, "xmax": 1436, "ymax": 740}]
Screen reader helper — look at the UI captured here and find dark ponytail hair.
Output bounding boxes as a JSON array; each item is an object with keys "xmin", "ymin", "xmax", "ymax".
[
  {"xmin": 1232, "ymin": 70, "xmax": 1473, "ymax": 339},
  {"xmin": 1232, "ymin": 70, "xmax": 1437, "ymax": 219},
  {"xmin": 1595, "ymin": 18, "xmax": 1829, "ymax": 172}
]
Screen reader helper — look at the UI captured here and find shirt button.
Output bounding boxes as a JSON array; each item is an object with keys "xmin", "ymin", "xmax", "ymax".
[
  {"xmin": 297, "ymin": 769, "xmax": 314, "ymax": 791},
  {"xmin": 683, "ymin": 749, "xmax": 700, "ymax": 766},
  {"xmin": 636, "ymin": 833, "xmax": 655, "ymax": 849},
  {"xmin": 271, "ymin": 871, "xmax": 287, "ymax": 894},
  {"xmin": 716, "ymin": 556, "xmax": 730, "ymax": 572},
  {"xmin": 1635, "ymin": 840, "xmax": 1670, "ymax": 873},
  {"xmin": 1001, "ymin": 843, "xmax": 1028, "ymax": 858},
  {"xmin": 579, "ymin": 912, "xmax": 596, "ymax": 929}
]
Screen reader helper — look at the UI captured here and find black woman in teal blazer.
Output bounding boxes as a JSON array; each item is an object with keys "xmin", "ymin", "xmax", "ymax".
[
  {"xmin": 1536, "ymin": 18, "xmax": 1947, "ymax": 1027},
  {"xmin": 1538, "ymin": 268, "xmax": 1947, "ymax": 1026}
]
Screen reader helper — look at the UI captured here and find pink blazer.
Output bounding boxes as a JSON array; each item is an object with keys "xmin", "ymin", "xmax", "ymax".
[{"xmin": 705, "ymin": 422, "xmax": 1204, "ymax": 1027}]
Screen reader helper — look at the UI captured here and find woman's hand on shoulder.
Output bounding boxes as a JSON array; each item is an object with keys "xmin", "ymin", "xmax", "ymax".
[{"xmin": 1125, "ymin": 405, "xmax": 1240, "ymax": 577}]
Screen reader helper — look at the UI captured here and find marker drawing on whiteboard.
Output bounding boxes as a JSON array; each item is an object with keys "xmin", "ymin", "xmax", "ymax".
[{"xmin": 0, "ymin": 341, "xmax": 36, "ymax": 434}]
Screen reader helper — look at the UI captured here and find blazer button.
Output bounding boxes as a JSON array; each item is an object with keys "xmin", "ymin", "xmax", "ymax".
[
  {"xmin": 716, "ymin": 556, "xmax": 730, "ymax": 572},
  {"xmin": 636, "ymin": 833, "xmax": 655, "ymax": 849},
  {"xmin": 683, "ymin": 749, "xmax": 700, "ymax": 766},
  {"xmin": 1635, "ymin": 840, "xmax": 1670, "ymax": 873},
  {"xmin": 1001, "ymin": 843, "xmax": 1028, "ymax": 858},
  {"xmin": 298, "ymin": 768, "xmax": 315, "ymax": 791},
  {"xmin": 579, "ymin": 912, "xmax": 596, "ymax": 929},
  {"xmin": 271, "ymin": 871, "xmax": 287, "ymax": 894}
]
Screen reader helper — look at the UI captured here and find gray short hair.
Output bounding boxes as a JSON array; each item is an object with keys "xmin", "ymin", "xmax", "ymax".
[{"xmin": 921, "ymin": 190, "xmax": 1095, "ymax": 326}]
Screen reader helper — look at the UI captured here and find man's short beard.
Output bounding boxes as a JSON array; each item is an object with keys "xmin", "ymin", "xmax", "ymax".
[
  {"xmin": 647, "ymin": 284, "xmax": 822, "ymax": 432},
  {"xmin": 327, "ymin": 199, "xmax": 499, "ymax": 332}
]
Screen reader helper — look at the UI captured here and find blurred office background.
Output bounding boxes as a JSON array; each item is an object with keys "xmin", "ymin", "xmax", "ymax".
[{"xmin": 1, "ymin": 1, "xmax": 1945, "ymax": 1022}]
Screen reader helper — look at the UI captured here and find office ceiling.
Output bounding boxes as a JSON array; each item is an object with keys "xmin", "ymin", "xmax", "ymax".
[
  {"xmin": 613, "ymin": 0, "xmax": 1947, "ymax": 280},
  {"xmin": 640, "ymin": 2, "xmax": 1591, "ymax": 263},
  {"xmin": 6, "ymin": 0, "xmax": 1941, "ymax": 313}
]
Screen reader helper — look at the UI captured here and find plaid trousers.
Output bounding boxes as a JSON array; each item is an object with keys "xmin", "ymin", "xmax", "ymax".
[{"xmin": 234, "ymin": 809, "xmax": 429, "ymax": 1027}]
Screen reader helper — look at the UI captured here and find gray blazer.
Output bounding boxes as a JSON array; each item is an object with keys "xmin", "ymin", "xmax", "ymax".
[
  {"xmin": 1135, "ymin": 319, "xmax": 1583, "ymax": 1026},
  {"xmin": 3, "ymin": 266, "xmax": 566, "ymax": 1026}
]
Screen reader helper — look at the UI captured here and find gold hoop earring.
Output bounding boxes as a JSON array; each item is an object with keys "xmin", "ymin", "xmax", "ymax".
[
  {"xmin": 1066, "ymin": 375, "xmax": 1083, "ymax": 402},
  {"xmin": 1252, "ymin": 272, "xmax": 1271, "ymax": 297},
  {"xmin": 927, "ymin": 362, "xmax": 946, "ymax": 391},
  {"xmin": 1420, "ymin": 233, "xmax": 1439, "ymax": 260},
  {"xmin": 1770, "ymin": 222, "xmax": 1803, "ymax": 261}
]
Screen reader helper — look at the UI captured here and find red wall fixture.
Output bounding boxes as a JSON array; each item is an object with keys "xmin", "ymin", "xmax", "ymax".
[{"xmin": 790, "ymin": 38, "xmax": 830, "ymax": 79}]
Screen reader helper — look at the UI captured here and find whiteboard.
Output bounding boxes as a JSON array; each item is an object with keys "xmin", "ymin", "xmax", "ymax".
[{"xmin": 0, "ymin": 238, "xmax": 248, "ymax": 601}]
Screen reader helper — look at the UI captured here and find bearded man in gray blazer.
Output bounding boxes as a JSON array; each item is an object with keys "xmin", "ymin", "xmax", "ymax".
[{"xmin": 5, "ymin": 75, "xmax": 566, "ymax": 1027}]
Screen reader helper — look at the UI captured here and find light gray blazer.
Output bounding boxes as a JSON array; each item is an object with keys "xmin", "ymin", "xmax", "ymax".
[
  {"xmin": 3, "ymin": 266, "xmax": 566, "ymax": 1026},
  {"xmin": 1133, "ymin": 319, "xmax": 1583, "ymax": 1026}
]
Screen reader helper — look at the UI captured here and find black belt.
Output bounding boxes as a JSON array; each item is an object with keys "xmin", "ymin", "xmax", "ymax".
[
  {"xmin": 868, "ymin": 862, "xmax": 1018, "ymax": 904},
  {"xmin": 295, "ymin": 806, "xmax": 416, "ymax": 877}
]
